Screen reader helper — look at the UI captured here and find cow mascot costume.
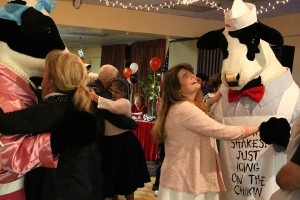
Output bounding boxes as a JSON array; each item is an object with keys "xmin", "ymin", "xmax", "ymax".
[
  {"xmin": 0, "ymin": 0, "xmax": 70, "ymax": 199},
  {"xmin": 197, "ymin": 0, "xmax": 300, "ymax": 199}
]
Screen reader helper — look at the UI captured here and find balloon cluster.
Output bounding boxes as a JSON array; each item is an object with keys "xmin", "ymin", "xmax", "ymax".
[
  {"xmin": 123, "ymin": 57, "xmax": 162, "ymax": 85},
  {"xmin": 123, "ymin": 63, "xmax": 138, "ymax": 84}
]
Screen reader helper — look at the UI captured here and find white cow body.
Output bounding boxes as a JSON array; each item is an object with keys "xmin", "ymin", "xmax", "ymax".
[
  {"xmin": 197, "ymin": 1, "xmax": 300, "ymax": 199},
  {"xmin": 210, "ymin": 31, "xmax": 300, "ymax": 200},
  {"xmin": 0, "ymin": 0, "xmax": 65, "ymax": 199}
]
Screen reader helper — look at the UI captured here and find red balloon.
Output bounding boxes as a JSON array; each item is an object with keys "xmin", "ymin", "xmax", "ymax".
[
  {"xmin": 149, "ymin": 57, "xmax": 161, "ymax": 71},
  {"xmin": 123, "ymin": 68, "xmax": 132, "ymax": 79}
]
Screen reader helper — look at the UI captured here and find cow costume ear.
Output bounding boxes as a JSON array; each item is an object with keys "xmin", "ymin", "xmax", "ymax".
[
  {"xmin": 197, "ymin": 28, "xmax": 228, "ymax": 59},
  {"xmin": 256, "ymin": 21, "xmax": 284, "ymax": 46},
  {"xmin": 197, "ymin": 28, "xmax": 225, "ymax": 49}
]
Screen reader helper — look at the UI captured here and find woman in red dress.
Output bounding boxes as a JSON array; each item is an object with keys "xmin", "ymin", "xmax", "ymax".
[{"xmin": 131, "ymin": 94, "xmax": 147, "ymax": 120}]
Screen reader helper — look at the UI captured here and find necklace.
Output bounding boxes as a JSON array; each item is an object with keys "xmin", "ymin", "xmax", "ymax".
[
  {"xmin": 0, "ymin": 58, "xmax": 37, "ymax": 90},
  {"xmin": 44, "ymin": 94, "xmax": 72, "ymax": 103}
]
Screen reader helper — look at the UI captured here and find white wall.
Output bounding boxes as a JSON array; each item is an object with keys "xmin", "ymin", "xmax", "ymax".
[
  {"xmin": 68, "ymin": 46, "xmax": 102, "ymax": 73},
  {"xmin": 169, "ymin": 39, "xmax": 198, "ymax": 72}
]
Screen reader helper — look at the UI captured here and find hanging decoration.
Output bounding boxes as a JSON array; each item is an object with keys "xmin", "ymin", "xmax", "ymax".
[
  {"xmin": 77, "ymin": 29, "xmax": 84, "ymax": 60},
  {"xmin": 99, "ymin": 0, "xmax": 289, "ymax": 15}
]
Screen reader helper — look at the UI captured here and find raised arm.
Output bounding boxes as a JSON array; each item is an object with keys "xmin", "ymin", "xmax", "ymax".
[
  {"xmin": 177, "ymin": 101, "xmax": 259, "ymax": 140},
  {"xmin": 91, "ymin": 89, "xmax": 138, "ymax": 130},
  {"xmin": 0, "ymin": 104, "xmax": 68, "ymax": 135}
]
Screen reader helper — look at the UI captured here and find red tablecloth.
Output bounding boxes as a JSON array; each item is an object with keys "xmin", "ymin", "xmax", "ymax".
[{"xmin": 132, "ymin": 121, "xmax": 158, "ymax": 161}]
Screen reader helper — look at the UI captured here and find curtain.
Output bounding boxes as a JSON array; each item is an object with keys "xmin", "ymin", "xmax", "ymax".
[
  {"xmin": 101, "ymin": 44, "xmax": 126, "ymax": 75},
  {"xmin": 197, "ymin": 48, "xmax": 223, "ymax": 77},
  {"xmin": 130, "ymin": 39, "xmax": 167, "ymax": 108}
]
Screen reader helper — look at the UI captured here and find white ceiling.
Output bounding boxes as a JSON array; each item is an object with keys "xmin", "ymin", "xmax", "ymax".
[{"xmin": 57, "ymin": 0, "xmax": 300, "ymax": 48}]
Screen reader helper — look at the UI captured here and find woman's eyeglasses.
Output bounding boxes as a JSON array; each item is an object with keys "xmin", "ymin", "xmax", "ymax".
[{"xmin": 108, "ymin": 88, "xmax": 123, "ymax": 95}]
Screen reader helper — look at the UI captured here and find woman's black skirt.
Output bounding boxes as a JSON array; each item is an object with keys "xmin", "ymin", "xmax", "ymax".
[{"xmin": 103, "ymin": 131, "xmax": 151, "ymax": 197}]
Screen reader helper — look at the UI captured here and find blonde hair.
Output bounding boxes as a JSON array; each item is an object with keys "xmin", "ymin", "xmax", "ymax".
[
  {"xmin": 45, "ymin": 50, "xmax": 91, "ymax": 112},
  {"xmin": 152, "ymin": 63, "xmax": 210, "ymax": 143}
]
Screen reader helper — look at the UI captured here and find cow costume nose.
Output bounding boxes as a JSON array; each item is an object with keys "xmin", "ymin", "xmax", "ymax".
[{"xmin": 225, "ymin": 73, "xmax": 240, "ymax": 87}]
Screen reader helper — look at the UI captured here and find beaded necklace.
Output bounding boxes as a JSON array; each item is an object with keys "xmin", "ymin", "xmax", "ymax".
[{"xmin": 0, "ymin": 58, "xmax": 37, "ymax": 90}]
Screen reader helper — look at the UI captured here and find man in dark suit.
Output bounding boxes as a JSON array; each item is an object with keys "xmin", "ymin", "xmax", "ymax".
[{"xmin": 87, "ymin": 64, "xmax": 138, "ymax": 200}]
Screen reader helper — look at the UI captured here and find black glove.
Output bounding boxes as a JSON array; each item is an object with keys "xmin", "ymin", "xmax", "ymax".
[
  {"xmin": 50, "ymin": 111, "xmax": 97, "ymax": 155},
  {"xmin": 259, "ymin": 117, "xmax": 291, "ymax": 148}
]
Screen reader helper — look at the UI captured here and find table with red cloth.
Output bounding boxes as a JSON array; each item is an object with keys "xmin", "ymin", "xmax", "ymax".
[{"xmin": 132, "ymin": 120, "xmax": 158, "ymax": 161}]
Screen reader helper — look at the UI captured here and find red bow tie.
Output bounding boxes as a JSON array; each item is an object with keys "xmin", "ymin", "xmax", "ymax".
[{"xmin": 228, "ymin": 85, "xmax": 265, "ymax": 103}]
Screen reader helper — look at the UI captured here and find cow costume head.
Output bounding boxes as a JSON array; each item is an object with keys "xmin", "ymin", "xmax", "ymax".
[
  {"xmin": 197, "ymin": 0, "xmax": 286, "ymax": 93},
  {"xmin": 0, "ymin": 1, "xmax": 67, "ymax": 198},
  {"xmin": 0, "ymin": 0, "xmax": 66, "ymax": 90}
]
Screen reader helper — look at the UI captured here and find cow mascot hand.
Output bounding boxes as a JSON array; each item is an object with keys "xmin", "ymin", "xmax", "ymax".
[{"xmin": 260, "ymin": 117, "xmax": 291, "ymax": 148}]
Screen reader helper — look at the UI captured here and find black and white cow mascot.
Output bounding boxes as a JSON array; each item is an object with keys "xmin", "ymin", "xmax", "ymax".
[
  {"xmin": 0, "ymin": 0, "xmax": 66, "ymax": 199},
  {"xmin": 197, "ymin": 0, "xmax": 300, "ymax": 199}
]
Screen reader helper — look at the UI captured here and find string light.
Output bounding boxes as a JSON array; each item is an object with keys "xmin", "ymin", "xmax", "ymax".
[
  {"xmin": 98, "ymin": 0, "xmax": 289, "ymax": 15},
  {"xmin": 258, "ymin": 0, "xmax": 289, "ymax": 14}
]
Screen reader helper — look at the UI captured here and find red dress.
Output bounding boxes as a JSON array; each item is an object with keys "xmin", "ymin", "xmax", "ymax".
[{"xmin": 131, "ymin": 104, "xmax": 147, "ymax": 118}]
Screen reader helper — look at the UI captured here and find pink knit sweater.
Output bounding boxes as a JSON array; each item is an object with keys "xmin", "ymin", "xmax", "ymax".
[{"xmin": 160, "ymin": 101, "xmax": 246, "ymax": 195}]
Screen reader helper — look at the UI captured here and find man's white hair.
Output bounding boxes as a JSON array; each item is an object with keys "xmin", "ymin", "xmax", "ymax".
[{"xmin": 98, "ymin": 64, "xmax": 118, "ymax": 83}]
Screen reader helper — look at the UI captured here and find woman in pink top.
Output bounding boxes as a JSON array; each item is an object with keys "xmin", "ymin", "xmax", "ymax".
[{"xmin": 152, "ymin": 63, "xmax": 261, "ymax": 200}]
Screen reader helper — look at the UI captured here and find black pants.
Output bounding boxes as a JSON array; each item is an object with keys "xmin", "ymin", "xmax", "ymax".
[{"xmin": 153, "ymin": 143, "xmax": 165, "ymax": 190}]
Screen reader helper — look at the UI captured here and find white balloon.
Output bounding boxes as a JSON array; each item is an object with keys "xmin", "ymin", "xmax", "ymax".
[{"xmin": 130, "ymin": 63, "xmax": 138, "ymax": 74}]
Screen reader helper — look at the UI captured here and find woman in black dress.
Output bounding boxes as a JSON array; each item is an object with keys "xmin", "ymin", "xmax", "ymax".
[
  {"xmin": 91, "ymin": 79, "xmax": 150, "ymax": 200},
  {"xmin": 0, "ymin": 50, "xmax": 97, "ymax": 200}
]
